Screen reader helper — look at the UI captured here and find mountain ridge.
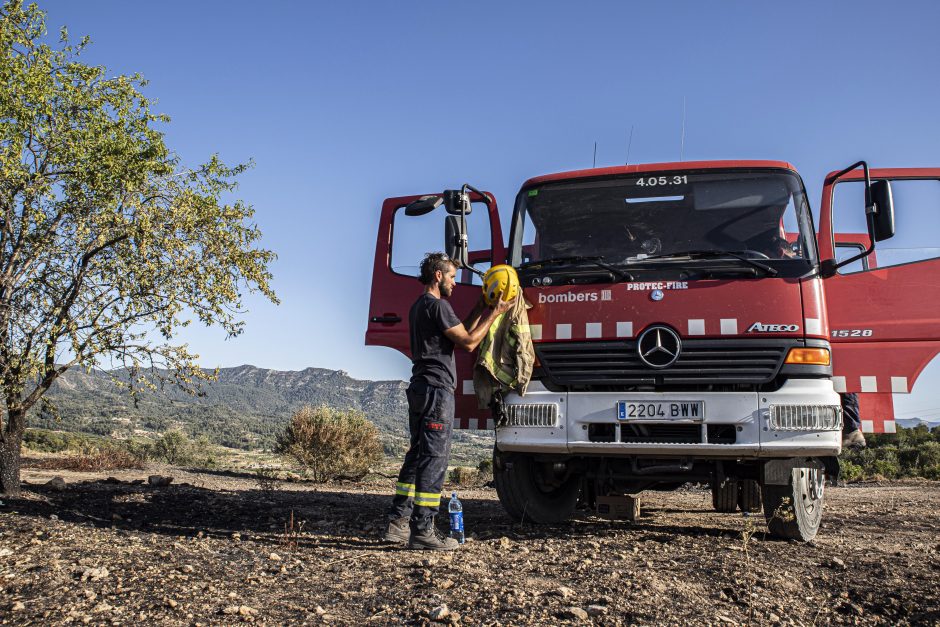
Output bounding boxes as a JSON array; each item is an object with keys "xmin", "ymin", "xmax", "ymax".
[{"xmin": 34, "ymin": 365, "xmax": 412, "ymax": 449}]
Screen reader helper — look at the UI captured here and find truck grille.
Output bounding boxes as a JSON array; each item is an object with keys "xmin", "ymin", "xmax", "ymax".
[
  {"xmin": 536, "ymin": 339, "xmax": 791, "ymax": 389},
  {"xmin": 620, "ymin": 424, "xmax": 701, "ymax": 444}
]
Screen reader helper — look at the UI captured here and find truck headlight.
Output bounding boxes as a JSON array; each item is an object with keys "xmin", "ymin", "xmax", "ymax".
[{"xmin": 769, "ymin": 405, "xmax": 842, "ymax": 431}]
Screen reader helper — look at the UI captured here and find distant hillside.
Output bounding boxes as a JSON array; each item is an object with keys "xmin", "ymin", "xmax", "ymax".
[
  {"xmin": 896, "ymin": 417, "xmax": 940, "ymax": 430},
  {"xmin": 33, "ymin": 366, "xmax": 411, "ymax": 449}
]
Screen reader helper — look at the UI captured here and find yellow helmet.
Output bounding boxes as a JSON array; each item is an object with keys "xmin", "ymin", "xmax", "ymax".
[{"xmin": 482, "ymin": 264, "xmax": 520, "ymax": 306}]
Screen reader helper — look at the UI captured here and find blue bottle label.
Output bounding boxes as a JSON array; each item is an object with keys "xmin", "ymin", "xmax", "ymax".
[{"xmin": 449, "ymin": 511, "xmax": 463, "ymax": 532}]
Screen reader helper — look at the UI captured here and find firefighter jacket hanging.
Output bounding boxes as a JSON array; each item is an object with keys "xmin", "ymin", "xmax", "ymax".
[{"xmin": 473, "ymin": 295, "xmax": 535, "ymax": 410}]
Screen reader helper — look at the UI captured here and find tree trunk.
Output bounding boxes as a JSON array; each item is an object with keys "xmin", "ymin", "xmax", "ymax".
[{"xmin": 0, "ymin": 414, "xmax": 24, "ymax": 497}]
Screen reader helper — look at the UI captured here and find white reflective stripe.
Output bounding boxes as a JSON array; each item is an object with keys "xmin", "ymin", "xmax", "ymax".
[
  {"xmin": 462, "ymin": 380, "xmax": 474, "ymax": 395},
  {"xmin": 616, "ymin": 321, "xmax": 633, "ymax": 337},
  {"xmin": 556, "ymin": 323, "xmax": 572, "ymax": 340},
  {"xmin": 585, "ymin": 322, "xmax": 602, "ymax": 338},
  {"xmin": 530, "ymin": 324, "xmax": 542, "ymax": 340},
  {"xmin": 453, "ymin": 416, "xmax": 461, "ymax": 428},
  {"xmin": 486, "ymin": 419, "xmax": 495, "ymax": 430},
  {"xmin": 688, "ymin": 319, "xmax": 705, "ymax": 335},
  {"xmin": 469, "ymin": 418, "xmax": 480, "ymax": 430},
  {"xmin": 805, "ymin": 318, "xmax": 822, "ymax": 335},
  {"xmin": 720, "ymin": 319, "xmax": 738, "ymax": 335},
  {"xmin": 891, "ymin": 377, "xmax": 909, "ymax": 393},
  {"xmin": 861, "ymin": 419, "xmax": 875, "ymax": 433},
  {"xmin": 833, "ymin": 376, "xmax": 847, "ymax": 393},
  {"xmin": 883, "ymin": 420, "xmax": 897, "ymax": 433},
  {"xmin": 860, "ymin": 376, "xmax": 878, "ymax": 393}
]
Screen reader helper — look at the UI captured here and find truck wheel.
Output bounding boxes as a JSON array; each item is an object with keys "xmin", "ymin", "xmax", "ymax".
[
  {"xmin": 711, "ymin": 479, "xmax": 738, "ymax": 512},
  {"xmin": 762, "ymin": 467, "xmax": 825, "ymax": 541},
  {"xmin": 738, "ymin": 479, "xmax": 762, "ymax": 512},
  {"xmin": 493, "ymin": 452, "xmax": 579, "ymax": 524}
]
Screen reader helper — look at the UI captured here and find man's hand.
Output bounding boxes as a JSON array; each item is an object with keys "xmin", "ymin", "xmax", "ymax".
[
  {"xmin": 493, "ymin": 295, "xmax": 516, "ymax": 315},
  {"xmin": 445, "ymin": 295, "xmax": 519, "ymax": 352}
]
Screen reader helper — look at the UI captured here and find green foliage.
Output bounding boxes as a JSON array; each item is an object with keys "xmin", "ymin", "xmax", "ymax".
[
  {"xmin": 22, "ymin": 426, "xmax": 218, "ymax": 468},
  {"xmin": 138, "ymin": 430, "xmax": 215, "ymax": 467},
  {"xmin": 22, "ymin": 428, "xmax": 97, "ymax": 453},
  {"xmin": 0, "ymin": 1, "xmax": 276, "ymax": 491},
  {"xmin": 477, "ymin": 457, "xmax": 494, "ymax": 482},
  {"xmin": 448, "ymin": 466, "xmax": 478, "ymax": 486},
  {"xmin": 275, "ymin": 405, "xmax": 383, "ymax": 483},
  {"xmin": 840, "ymin": 425, "xmax": 940, "ymax": 481}
]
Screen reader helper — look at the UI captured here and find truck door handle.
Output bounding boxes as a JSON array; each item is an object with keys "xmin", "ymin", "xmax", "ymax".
[{"xmin": 370, "ymin": 314, "xmax": 402, "ymax": 324}]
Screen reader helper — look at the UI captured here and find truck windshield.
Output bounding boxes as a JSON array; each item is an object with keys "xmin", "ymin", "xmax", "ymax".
[{"xmin": 510, "ymin": 170, "xmax": 816, "ymax": 273}]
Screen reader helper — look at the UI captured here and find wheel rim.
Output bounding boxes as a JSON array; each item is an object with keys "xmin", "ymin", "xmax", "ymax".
[{"xmin": 800, "ymin": 468, "xmax": 825, "ymax": 514}]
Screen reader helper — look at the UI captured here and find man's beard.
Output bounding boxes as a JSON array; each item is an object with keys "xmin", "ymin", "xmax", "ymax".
[{"xmin": 438, "ymin": 279, "xmax": 452, "ymax": 297}]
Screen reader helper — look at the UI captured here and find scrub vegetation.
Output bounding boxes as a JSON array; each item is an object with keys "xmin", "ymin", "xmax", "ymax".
[
  {"xmin": 274, "ymin": 405, "xmax": 383, "ymax": 482},
  {"xmin": 840, "ymin": 425, "xmax": 940, "ymax": 481}
]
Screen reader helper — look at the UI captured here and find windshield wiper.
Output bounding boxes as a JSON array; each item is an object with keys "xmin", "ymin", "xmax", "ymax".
[
  {"xmin": 628, "ymin": 250, "xmax": 778, "ymax": 277},
  {"xmin": 519, "ymin": 255, "xmax": 634, "ymax": 281}
]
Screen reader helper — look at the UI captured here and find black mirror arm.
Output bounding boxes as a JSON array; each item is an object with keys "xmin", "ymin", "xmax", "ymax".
[
  {"xmin": 461, "ymin": 183, "xmax": 492, "ymax": 206},
  {"xmin": 821, "ymin": 161, "xmax": 877, "ymax": 278}
]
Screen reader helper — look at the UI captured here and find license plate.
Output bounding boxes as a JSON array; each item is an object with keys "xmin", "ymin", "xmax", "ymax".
[{"xmin": 617, "ymin": 401, "xmax": 705, "ymax": 421}]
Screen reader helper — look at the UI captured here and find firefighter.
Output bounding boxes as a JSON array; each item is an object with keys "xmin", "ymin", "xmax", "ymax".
[{"xmin": 384, "ymin": 252, "xmax": 514, "ymax": 550}]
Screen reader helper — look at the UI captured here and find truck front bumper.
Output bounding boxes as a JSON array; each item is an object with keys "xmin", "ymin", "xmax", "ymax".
[{"xmin": 495, "ymin": 379, "xmax": 842, "ymax": 458}]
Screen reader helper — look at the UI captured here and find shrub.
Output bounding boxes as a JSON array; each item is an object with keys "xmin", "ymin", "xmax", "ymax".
[
  {"xmin": 26, "ymin": 447, "xmax": 144, "ymax": 471},
  {"xmin": 145, "ymin": 431, "xmax": 216, "ymax": 467},
  {"xmin": 840, "ymin": 427, "xmax": 940, "ymax": 481},
  {"xmin": 839, "ymin": 460, "xmax": 864, "ymax": 483},
  {"xmin": 151, "ymin": 430, "xmax": 195, "ymax": 465},
  {"xmin": 477, "ymin": 458, "xmax": 494, "ymax": 481},
  {"xmin": 22, "ymin": 429, "xmax": 93, "ymax": 453},
  {"xmin": 274, "ymin": 405, "xmax": 383, "ymax": 482},
  {"xmin": 449, "ymin": 466, "xmax": 478, "ymax": 486}
]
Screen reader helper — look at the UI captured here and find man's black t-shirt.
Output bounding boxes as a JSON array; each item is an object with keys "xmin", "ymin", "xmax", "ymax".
[{"xmin": 409, "ymin": 292, "xmax": 462, "ymax": 391}]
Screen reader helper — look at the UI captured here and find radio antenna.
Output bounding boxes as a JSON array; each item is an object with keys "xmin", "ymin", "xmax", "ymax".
[
  {"xmin": 593, "ymin": 141, "xmax": 597, "ymax": 168},
  {"xmin": 679, "ymin": 96, "xmax": 687, "ymax": 161},
  {"xmin": 625, "ymin": 125, "xmax": 635, "ymax": 166}
]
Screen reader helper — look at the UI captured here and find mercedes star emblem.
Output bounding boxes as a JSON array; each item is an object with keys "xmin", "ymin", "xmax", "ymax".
[
  {"xmin": 650, "ymin": 289, "xmax": 664, "ymax": 301},
  {"xmin": 637, "ymin": 325, "xmax": 681, "ymax": 369}
]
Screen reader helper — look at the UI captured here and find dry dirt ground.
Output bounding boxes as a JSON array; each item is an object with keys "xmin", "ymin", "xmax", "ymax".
[{"xmin": 0, "ymin": 464, "xmax": 938, "ymax": 626}]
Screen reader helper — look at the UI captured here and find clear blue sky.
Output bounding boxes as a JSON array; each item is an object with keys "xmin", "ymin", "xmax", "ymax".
[{"xmin": 40, "ymin": 1, "xmax": 940, "ymax": 419}]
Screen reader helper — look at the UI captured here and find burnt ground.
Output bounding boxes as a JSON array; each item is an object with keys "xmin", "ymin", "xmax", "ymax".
[{"xmin": 0, "ymin": 465, "xmax": 938, "ymax": 626}]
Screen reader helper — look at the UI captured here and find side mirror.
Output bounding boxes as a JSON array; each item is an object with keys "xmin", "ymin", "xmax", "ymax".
[
  {"xmin": 443, "ymin": 190, "xmax": 472, "ymax": 216},
  {"xmin": 870, "ymin": 179, "xmax": 895, "ymax": 242},
  {"xmin": 445, "ymin": 215, "xmax": 468, "ymax": 267},
  {"xmin": 403, "ymin": 195, "xmax": 442, "ymax": 216}
]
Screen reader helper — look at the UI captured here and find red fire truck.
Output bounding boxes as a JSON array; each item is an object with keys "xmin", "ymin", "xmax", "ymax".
[{"xmin": 366, "ymin": 160, "xmax": 940, "ymax": 541}]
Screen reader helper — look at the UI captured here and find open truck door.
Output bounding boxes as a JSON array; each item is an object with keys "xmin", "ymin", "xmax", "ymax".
[
  {"xmin": 818, "ymin": 167, "xmax": 940, "ymax": 433},
  {"xmin": 365, "ymin": 190, "xmax": 505, "ymax": 430}
]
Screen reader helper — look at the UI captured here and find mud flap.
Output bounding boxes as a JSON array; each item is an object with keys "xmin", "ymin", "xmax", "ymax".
[{"xmin": 762, "ymin": 457, "xmax": 825, "ymax": 485}]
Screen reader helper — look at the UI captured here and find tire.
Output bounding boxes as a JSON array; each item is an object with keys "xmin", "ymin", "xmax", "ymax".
[
  {"xmin": 762, "ymin": 467, "xmax": 825, "ymax": 541},
  {"xmin": 711, "ymin": 478, "xmax": 738, "ymax": 513},
  {"xmin": 493, "ymin": 452, "xmax": 580, "ymax": 524},
  {"xmin": 738, "ymin": 479, "xmax": 762, "ymax": 512}
]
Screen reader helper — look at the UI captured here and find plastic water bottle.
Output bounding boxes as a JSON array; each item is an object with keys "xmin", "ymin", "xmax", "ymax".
[{"xmin": 448, "ymin": 492, "xmax": 464, "ymax": 544}]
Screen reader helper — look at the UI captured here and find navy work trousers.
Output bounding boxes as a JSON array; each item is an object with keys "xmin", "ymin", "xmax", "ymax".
[
  {"xmin": 841, "ymin": 392, "xmax": 861, "ymax": 432},
  {"xmin": 388, "ymin": 381, "xmax": 454, "ymax": 531}
]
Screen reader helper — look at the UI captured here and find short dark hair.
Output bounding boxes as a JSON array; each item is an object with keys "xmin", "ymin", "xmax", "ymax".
[{"xmin": 419, "ymin": 252, "xmax": 456, "ymax": 285}]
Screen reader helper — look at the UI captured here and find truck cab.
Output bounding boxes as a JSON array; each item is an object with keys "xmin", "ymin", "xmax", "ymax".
[{"xmin": 366, "ymin": 160, "xmax": 940, "ymax": 541}]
